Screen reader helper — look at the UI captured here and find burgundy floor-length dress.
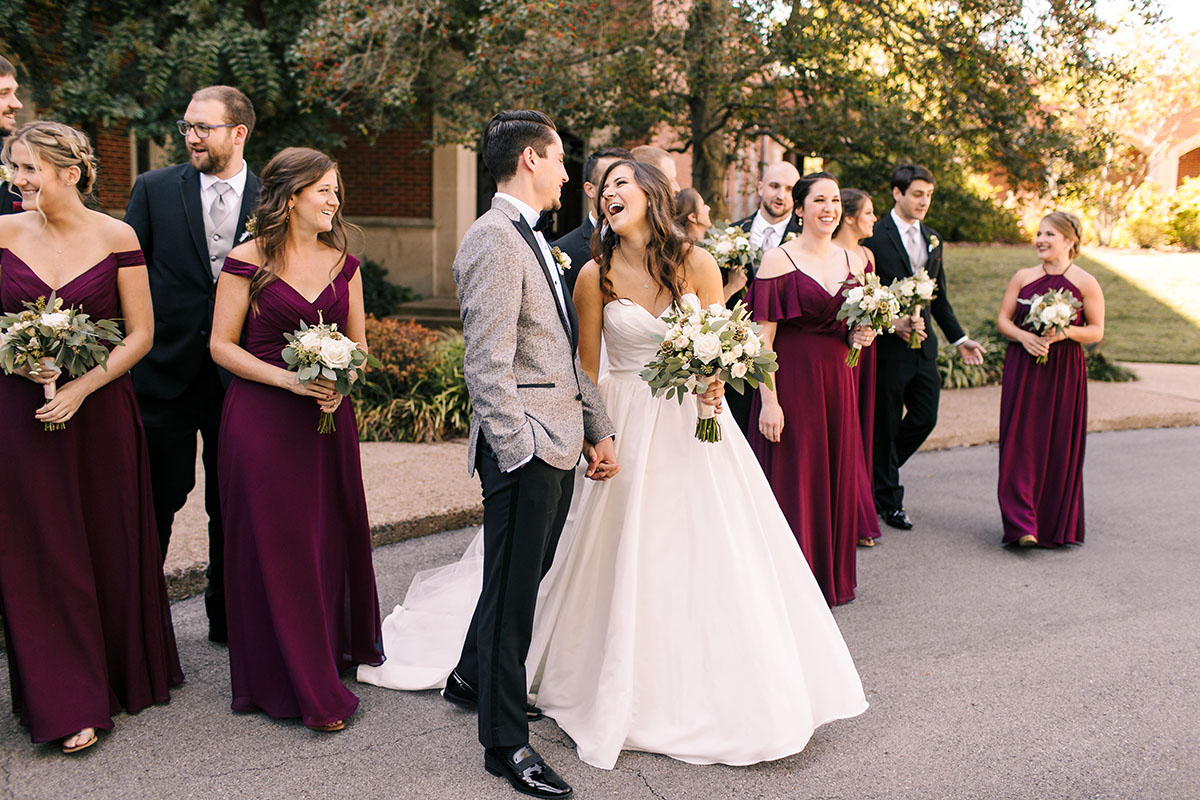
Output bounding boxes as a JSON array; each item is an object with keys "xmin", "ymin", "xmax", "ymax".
[
  {"xmin": 219, "ymin": 254, "xmax": 382, "ymax": 728},
  {"xmin": 0, "ymin": 248, "xmax": 183, "ymax": 744},
  {"xmin": 997, "ymin": 273, "xmax": 1088, "ymax": 547},
  {"xmin": 854, "ymin": 255, "xmax": 882, "ymax": 543},
  {"xmin": 747, "ymin": 259, "xmax": 874, "ymax": 606}
]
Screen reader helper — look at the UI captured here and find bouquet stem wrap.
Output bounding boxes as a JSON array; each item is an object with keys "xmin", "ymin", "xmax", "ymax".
[
  {"xmin": 694, "ymin": 379, "xmax": 721, "ymax": 443},
  {"xmin": 909, "ymin": 305, "xmax": 923, "ymax": 349}
]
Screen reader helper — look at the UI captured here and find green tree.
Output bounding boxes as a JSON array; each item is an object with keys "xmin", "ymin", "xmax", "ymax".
[
  {"xmin": 0, "ymin": 0, "xmax": 345, "ymax": 166},
  {"xmin": 293, "ymin": 0, "xmax": 1148, "ymax": 219}
]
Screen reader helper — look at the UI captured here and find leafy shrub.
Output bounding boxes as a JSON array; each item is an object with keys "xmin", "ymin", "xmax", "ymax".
[
  {"xmin": 356, "ymin": 315, "xmax": 470, "ymax": 442},
  {"xmin": 1168, "ymin": 177, "xmax": 1200, "ymax": 250},
  {"xmin": 361, "ymin": 258, "xmax": 420, "ymax": 317},
  {"xmin": 1114, "ymin": 181, "xmax": 1172, "ymax": 249},
  {"xmin": 1084, "ymin": 347, "xmax": 1137, "ymax": 382}
]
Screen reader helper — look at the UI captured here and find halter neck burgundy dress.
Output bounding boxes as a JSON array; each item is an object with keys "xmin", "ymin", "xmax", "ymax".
[
  {"xmin": 746, "ymin": 252, "xmax": 875, "ymax": 606},
  {"xmin": 997, "ymin": 271, "xmax": 1088, "ymax": 547},
  {"xmin": 218, "ymin": 254, "xmax": 382, "ymax": 728},
  {"xmin": 0, "ymin": 248, "xmax": 183, "ymax": 744}
]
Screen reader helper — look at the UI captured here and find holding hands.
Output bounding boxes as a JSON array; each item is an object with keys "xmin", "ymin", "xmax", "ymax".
[{"xmin": 584, "ymin": 437, "xmax": 620, "ymax": 481}]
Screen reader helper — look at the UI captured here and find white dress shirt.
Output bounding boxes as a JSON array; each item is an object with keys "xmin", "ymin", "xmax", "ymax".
[
  {"xmin": 200, "ymin": 161, "xmax": 249, "ymax": 214},
  {"xmin": 890, "ymin": 208, "xmax": 966, "ymax": 346},
  {"xmin": 748, "ymin": 209, "xmax": 790, "ymax": 252}
]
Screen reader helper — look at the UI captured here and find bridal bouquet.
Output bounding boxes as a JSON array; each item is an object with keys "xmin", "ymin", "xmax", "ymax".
[
  {"xmin": 836, "ymin": 273, "xmax": 899, "ymax": 367},
  {"xmin": 889, "ymin": 268, "xmax": 937, "ymax": 349},
  {"xmin": 0, "ymin": 292, "xmax": 125, "ymax": 430},
  {"xmin": 700, "ymin": 225, "xmax": 760, "ymax": 299},
  {"xmin": 641, "ymin": 297, "xmax": 778, "ymax": 443},
  {"xmin": 282, "ymin": 314, "xmax": 379, "ymax": 433},
  {"xmin": 1017, "ymin": 289, "xmax": 1082, "ymax": 364}
]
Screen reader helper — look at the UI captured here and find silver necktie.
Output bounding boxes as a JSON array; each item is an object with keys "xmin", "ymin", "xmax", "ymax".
[{"xmin": 208, "ymin": 181, "xmax": 232, "ymax": 229}]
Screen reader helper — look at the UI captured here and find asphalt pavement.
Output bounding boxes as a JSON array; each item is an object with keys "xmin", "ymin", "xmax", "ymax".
[{"xmin": 1, "ymin": 427, "xmax": 1197, "ymax": 800}]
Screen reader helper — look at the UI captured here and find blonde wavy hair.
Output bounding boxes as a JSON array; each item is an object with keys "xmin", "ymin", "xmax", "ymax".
[
  {"xmin": 1041, "ymin": 211, "xmax": 1082, "ymax": 260},
  {"xmin": 1, "ymin": 121, "xmax": 98, "ymax": 213}
]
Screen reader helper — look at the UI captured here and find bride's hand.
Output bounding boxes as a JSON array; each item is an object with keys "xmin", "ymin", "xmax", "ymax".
[
  {"xmin": 758, "ymin": 401, "xmax": 785, "ymax": 443},
  {"xmin": 698, "ymin": 375, "xmax": 725, "ymax": 413},
  {"xmin": 584, "ymin": 437, "xmax": 620, "ymax": 481}
]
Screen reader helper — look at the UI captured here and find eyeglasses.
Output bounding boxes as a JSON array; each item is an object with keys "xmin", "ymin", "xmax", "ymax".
[{"xmin": 176, "ymin": 120, "xmax": 238, "ymax": 139}]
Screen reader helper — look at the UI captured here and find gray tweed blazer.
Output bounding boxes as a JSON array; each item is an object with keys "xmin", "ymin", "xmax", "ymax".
[{"xmin": 455, "ymin": 196, "xmax": 615, "ymax": 475}]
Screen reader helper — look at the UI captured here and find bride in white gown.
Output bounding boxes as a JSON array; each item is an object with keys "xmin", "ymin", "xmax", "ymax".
[{"xmin": 359, "ymin": 160, "xmax": 867, "ymax": 770}]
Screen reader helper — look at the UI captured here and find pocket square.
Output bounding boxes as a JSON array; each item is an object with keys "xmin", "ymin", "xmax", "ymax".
[{"xmin": 239, "ymin": 231, "xmax": 252, "ymax": 243}]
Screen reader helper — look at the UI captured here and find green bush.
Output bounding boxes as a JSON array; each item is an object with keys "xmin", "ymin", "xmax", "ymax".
[
  {"xmin": 356, "ymin": 316, "xmax": 470, "ymax": 442},
  {"xmin": 1168, "ymin": 177, "xmax": 1200, "ymax": 250},
  {"xmin": 1114, "ymin": 181, "xmax": 1172, "ymax": 249},
  {"xmin": 361, "ymin": 258, "xmax": 420, "ymax": 317},
  {"xmin": 1085, "ymin": 347, "xmax": 1137, "ymax": 382}
]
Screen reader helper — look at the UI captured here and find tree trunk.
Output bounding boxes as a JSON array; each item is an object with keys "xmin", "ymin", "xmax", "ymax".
[{"xmin": 690, "ymin": 95, "xmax": 729, "ymax": 221}]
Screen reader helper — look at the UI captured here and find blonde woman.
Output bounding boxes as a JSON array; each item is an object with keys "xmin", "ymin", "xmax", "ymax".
[
  {"xmin": 997, "ymin": 212, "xmax": 1104, "ymax": 547},
  {"xmin": 0, "ymin": 121, "xmax": 182, "ymax": 754}
]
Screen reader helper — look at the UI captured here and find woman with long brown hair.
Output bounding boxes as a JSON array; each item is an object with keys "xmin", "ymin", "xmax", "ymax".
[{"xmin": 210, "ymin": 147, "xmax": 382, "ymax": 732}]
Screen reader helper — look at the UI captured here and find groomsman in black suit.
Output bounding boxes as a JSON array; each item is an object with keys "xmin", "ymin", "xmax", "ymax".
[
  {"xmin": 725, "ymin": 160, "xmax": 801, "ymax": 435},
  {"xmin": 863, "ymin": 164, "xmax": 984, "ymax": 530},
  {"xmin": 125, "ymin": 86, "xmax": 259, "ymax": 643},
  {"xmin": 551, "ymin": 146, "xmax": 631, "ymax": 294},
  {"xmin": 0, "ymin": 55, "xmax": 25, "ymax": 215}
]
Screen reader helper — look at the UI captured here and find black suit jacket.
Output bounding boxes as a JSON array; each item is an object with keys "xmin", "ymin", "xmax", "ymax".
[
  {"xmin": 0, "ymin": 182, "xmax": 19, "ymax": 215},
  {"xmin": 863, "ymin": 212, "xmax": 964, "ymax": 361},
  {"xmin": 125, "ymin": 163, "xmax": 259, "ymax": 400},
  {"xmin": 728, "ymin": 211, "xmax": 801, "ymax": 308},
  {"xmin": 550, "ymin": 216, "xmax": 594, "ymax": 296}
]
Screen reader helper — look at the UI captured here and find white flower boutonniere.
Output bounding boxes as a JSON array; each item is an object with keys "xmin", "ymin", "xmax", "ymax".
[
  {"xmin": 0, "ymin": 163, "xmax": 13, "ymax": 185},
  {"xmin": 927, "ymin": 234, "xmax": 940, "ymax": 252},
  {"xmin": 243, "ymin": 215, "xmax": 259, "ymax": 237},
  {"xmin": 784, "ymin": 231, "xmax": 799, "ymax": 243},
  {"xmin": 551, "ymin": 246, "xmax": 572, "ymax": 274}
]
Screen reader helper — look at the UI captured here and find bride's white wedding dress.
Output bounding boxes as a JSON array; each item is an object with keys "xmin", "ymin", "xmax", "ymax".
[{"xmin": 358, "ymin": 294, "xmax": 867, "ymax": 769}]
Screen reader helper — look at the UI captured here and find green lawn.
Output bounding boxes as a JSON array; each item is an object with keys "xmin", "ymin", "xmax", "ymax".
[{"xmin": 942, "ymin": 244, "xmax": 1200, "ymax": 364}]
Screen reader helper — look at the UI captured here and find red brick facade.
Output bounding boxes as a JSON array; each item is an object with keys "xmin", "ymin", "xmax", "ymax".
[
  {"xmin": 1178, "ymin": 146, "xmax": 1200, "ymax": 186},
  {"xmin": 332, "ymin": 117, "xmax": 434, "ymax": 218},
  {"xmin": 95, "ymin": 123, "xmax": 132, "ymax": 209}
]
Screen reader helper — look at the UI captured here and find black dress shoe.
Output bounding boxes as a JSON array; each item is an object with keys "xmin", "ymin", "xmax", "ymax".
[
  {"xmin": 485, "ymin": 744, "xmax": 572, "ymax": 798},
  {"xmin": 443, "ymin": 671, "xmax": 544, "ymax": 721},
  {"xmin": 880, "ymin": 509, "xmax": 913, "ymax": 530}
]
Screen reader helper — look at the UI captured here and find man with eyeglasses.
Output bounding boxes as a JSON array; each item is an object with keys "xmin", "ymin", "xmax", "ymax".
[
  {"xmin": 0, "ymin": 55, "xmax": 25, "ymax": 214},
  {"xmin": 125, "ymin": 85, "xmax": 260, "ymax": 644}
]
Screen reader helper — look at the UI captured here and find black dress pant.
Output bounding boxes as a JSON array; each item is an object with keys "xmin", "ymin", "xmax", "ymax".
[
  {"xmin": 137, "ymin": 357, "xmax": 227, "ymax": 635},
  {"xmin": 455, "ymin": 438, "xmax": 575, "ymax": 749},
  {"xmin": 873, "ymin": 354, "xmax": 940, "ymax": 513}
]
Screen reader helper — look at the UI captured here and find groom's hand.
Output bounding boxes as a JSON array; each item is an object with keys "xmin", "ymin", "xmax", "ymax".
[{"xmin": 585, "ymin": 437, "xmax": 620, "ymax": 481}]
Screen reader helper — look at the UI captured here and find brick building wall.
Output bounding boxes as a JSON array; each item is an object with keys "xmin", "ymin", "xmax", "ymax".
[
  {"xmin": 95, "ymin": 123, "xmax": 132, "ymax": 209},
  {"xmin": 333, "ymin": 117, "xmax": 434, "ymax": 218},
  {"xmin": 1179, "ymin": 146, "xmax": 1200, "ymax": 185}
]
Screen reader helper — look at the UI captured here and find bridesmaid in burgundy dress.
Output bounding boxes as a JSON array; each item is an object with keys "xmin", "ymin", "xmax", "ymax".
[
  {"xmin": 833, "ymin": 188, "xmax": 883, "ymax": 549},
  {"xmin": 210, "ymin": 148, "xmax": 382, "ymax": 732},
  {"xmin": 749, "ymin": 172, "xmax": 878, "ymax": 606},
  {"xmin": 997, "ymin": 212, "xmax": 1105, "ymax": 548},
  {"xmin": 0, "ymin": 122, "xmax": 182, "ymax": 754}
]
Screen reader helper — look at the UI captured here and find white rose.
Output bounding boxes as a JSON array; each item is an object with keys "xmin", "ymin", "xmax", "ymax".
[
  {"xmin": 731, "ymin": 343, "xmax": 744, "ymax": 358},
  {"xmin": 719, "ymin": 350, "xmax": 736, "ymax": 366},
  {"xmin": 708, "ymin": 303, "xmax": 726, "ymax": 316},
  {"xmin": 734, "ymin": 236, "xmax": 750, "ymax": 250},
  {"xmin": 1039, "ymin": 307, "xmax": 1060, "ymax": 326},
  {"xmin": 714, "ymin": 239, "xmax": 734, "ymax": 255},
  {"xmin": 693, "ymin": 332, "xmax": 722, "ymax": 363},
  {"xmin": 681, "ymin": 294, "xmax": 702, "ymax": 313},
  {"xmin": 40, "ymin": 311, "xmax": 71, "ymax": 330},
  {"xmin": 320, "ymin": 335, "xmax": 355, "ymax": 369},
  {"xmin": 298, "ymin": 329, "xmax": 324, "ymax": 351},
  {"xmin": 896, "ymin": 279, "xmax": 916, "ymax": 297},
  {"xmin": 743, "ymin": 337, "xmax": 761, "ymax": 357},
  {"xmin": 916, "ymin": 279, "xmax": 935, "ymax": 300},
  {"xmin": 673, "ymin": 335, "xmax": 690, "ymax": 350},
  {"xmin": 845, "ymin": 286, "xmax": 865, "ymax": 305},
  {"xmin": 731, "ymin": 361, "xmax": 748, "ymax": 379}
]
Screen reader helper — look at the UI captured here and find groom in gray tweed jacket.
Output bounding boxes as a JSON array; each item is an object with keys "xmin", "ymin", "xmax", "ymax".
[{"xmin": 445, "ymin": 110, "xmax": 617, "ymax": 799}]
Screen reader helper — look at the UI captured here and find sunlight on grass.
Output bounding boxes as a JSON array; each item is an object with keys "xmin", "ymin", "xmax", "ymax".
[
  {"xmin": 942, "ymin": 244, "xmax": 1200, "ymax": 364},
  {"xmin": 1082, "ymin": 249, "xmax": 1200, "ymax": 327}
]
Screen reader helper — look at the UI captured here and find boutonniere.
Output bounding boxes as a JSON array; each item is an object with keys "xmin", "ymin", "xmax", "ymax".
[
  {"xmin": 551, "ymin": 246, "xmax": 572, "ymax": 274},
  {"xmin": 927, "ymin": 234, "xmax": 940, "ymax": 252},
  {"xmin": 784, "ymin": 231, "xmax": 799, "ymax": 243},
  {"xmin": 241, "ymin": 215, "xmax": 258, "ymax": 241},
  {"xmin": 0, "ymin": 163, "xmax": 12, "ymax": 185}
]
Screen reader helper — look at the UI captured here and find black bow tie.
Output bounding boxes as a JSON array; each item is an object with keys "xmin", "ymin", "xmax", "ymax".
[{"xmin": 533, "ymin": 210, "xmax": 555, "ymax": 233}]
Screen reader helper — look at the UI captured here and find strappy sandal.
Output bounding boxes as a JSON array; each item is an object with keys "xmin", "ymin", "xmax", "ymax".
[
  {"xmin": 62, "ymin": 729, "xmax": 97, "ymax": 754},
  {"xmin": 1018, "ymin": 535, "xmax": 1037, "ymax": 548},
  {"xmin": 308, "ymin": 720, "xmax": 345, "ymax": 732},
  {"xmin": 857, "ymin": 537, "xmax": 876, "ymax": 548}
]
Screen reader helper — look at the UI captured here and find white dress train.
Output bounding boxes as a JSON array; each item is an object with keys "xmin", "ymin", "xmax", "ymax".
[{"xmin": 358, "ymin": 295, "xmax": 868, "ymax": 769}]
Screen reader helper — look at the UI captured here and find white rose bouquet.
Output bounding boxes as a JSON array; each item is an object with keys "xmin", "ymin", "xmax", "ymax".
[
  {"xmin": 282, "ymin": 313, "xmax": 379, "ymax": 433},
  {"xmin": 836, "ymin": 273, "xmax": 900, "ymax": 367},
  {"xmin": 1017, "ymin": 289, "xmax": 1082, "ymax": 365},
  {"xmin": 889, "ymin": 268, "xmax": 938, "ymax": 350},
  {"xmin": 700, "ymin": 224, "xmax": 760, "ymax": 301},
  {"xmin": 0, "ymin": 292, "xmax": 125, "ymax": 430},
  {"xmin": 641, "ymin": 297, "xmax": 778, "ymax": 442}
]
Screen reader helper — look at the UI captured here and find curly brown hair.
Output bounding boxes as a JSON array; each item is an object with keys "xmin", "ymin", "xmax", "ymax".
[{"xmin": 592, "ymin": 160, "xmax": 692, "ymax": 306}]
